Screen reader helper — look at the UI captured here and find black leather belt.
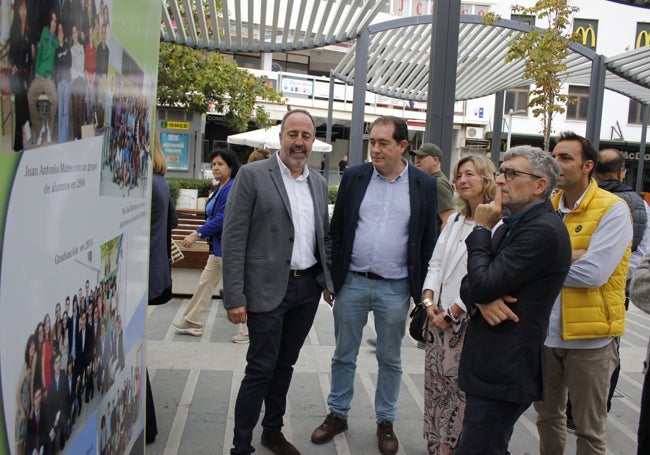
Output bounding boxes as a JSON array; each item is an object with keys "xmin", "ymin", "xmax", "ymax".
[
  {"xmin": 352, "ymin": 270, "xmax": 386, "ymax": 280},
  {"xmin": 289, "ymin": 265, "xmax": 319, "ymax": 277}
]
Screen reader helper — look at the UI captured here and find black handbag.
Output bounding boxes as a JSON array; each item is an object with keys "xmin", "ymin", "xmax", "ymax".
[{"xmin": 408, "ymin": 302, "xmax": 427, "ymax": 343}]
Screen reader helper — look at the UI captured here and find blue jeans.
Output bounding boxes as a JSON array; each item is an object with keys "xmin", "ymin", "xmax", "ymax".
[
  {"xmin": 328, "ymin": 271, "xmax": 410, "ymax": 422},
  {"xmin": 57, "ymin": 79, "xmax": 70, "ymax": 142}
]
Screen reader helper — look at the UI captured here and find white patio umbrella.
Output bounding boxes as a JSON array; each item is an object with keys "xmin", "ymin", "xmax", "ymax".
[{"xmin": 227, "ymin": 125, "xmax": 332, "ymax": 152}]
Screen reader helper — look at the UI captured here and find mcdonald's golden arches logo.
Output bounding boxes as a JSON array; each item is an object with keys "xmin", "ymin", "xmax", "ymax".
[
  {"xmin": 575, "ymin": 26, "xmax": 597, "ymax": 48},
  {"xmin": 637, "ymin": 30, "xmax": 650, "ymax": 48}
]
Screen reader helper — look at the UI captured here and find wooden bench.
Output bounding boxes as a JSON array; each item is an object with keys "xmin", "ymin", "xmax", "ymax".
[{"xmin": 172, "ymin": 208, "xmax": 210, "ymax": 269}]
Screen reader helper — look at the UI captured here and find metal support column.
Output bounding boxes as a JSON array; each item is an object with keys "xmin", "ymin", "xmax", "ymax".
[
  {"xmin": 491, "ymin": 90, "xmax": 505, "ymax": 169},
  {"xmin": 585, "ymin": 54, "xmax": 606, "ymax": 149},
  {"xmin": 426, "ymin": 0, "xmax": 462, "ymax": 175},
  {"xmin": 324, "ymin": 72, "xmax": 335, "ymax": 184},
  {"xmin": 636, "ymin": 104, "xmax": 649, "ymax": 193},
  {"xmin": 349, "ymin": 28, "xmax": 369, "ymax": 166}
]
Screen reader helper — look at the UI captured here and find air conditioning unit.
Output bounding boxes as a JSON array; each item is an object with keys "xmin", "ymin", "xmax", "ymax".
[{"xmin": 466, "ymin": 127, "xmax": 484, "ymax": 138}]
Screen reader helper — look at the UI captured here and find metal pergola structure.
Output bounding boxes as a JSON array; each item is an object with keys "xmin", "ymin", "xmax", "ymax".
[
  {"xmin": 332, "ymin": 16, "xmax": 650, "ymax": 105},
  {"xmin": 159, "ymin": 0, "xmax": 386, "ymax": 52}
]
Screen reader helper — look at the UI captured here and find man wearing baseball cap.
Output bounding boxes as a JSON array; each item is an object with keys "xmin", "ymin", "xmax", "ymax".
[{"xmin": 411, "ymin": 143, "xmax": 455, "ymax": 228}]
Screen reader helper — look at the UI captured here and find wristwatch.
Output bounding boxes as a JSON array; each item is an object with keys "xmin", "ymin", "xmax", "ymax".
[
  {"xmin": 195, "ymin": 230, "xmax": 203, "ymax": 239},
  {"xmin": 422, "ymin": 297, "xmax": 434, "ymax": 309},
  {"xmin": 444, "ymin": 307, "xmax": 459, "ymax": 324}
]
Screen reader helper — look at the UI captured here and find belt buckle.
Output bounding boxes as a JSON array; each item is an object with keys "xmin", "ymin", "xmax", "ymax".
[{"xmin": 356, "ymin": 271, "xmax": 376, "ymax": 280}]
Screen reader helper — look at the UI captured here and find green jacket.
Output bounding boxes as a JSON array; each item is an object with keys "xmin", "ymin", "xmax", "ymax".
[{"xmin": 35, "ymin": 27, "xmax": 57, "ymax": 79}]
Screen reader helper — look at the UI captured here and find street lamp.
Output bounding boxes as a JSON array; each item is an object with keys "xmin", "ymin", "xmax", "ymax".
[{"xmin": 506, "ymin": 108, "xmax": 526, "ymax": 151}]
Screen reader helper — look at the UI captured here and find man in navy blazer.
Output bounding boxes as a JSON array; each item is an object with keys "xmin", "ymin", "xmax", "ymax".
[
  {"xmin": 311, "ymin": 116, "xmax": 438, "ymax": 455},
  {"xmin": 222, "ymin": 109, "xmax": 333, "ymax": 455},
  {"xmin": 456, "ymin": 146, "xmax": 571, "ymax": 454}
]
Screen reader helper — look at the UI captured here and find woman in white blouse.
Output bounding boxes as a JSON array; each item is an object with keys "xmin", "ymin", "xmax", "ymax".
[{"xmin": 421, "ymin": 153, "xmax": 497, "ymax": 455}]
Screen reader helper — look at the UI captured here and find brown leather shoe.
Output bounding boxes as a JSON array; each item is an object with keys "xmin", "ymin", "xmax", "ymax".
[
  {"xmin": 377, "ymin": 421, "xmax": 398, "ymax": 455},
  {"xmin": 261, "ymin": 431, "xmax": 300, "ymax": 455},
  {"xmin": 311, "ymin": 412, "xmax": 348, "ymax": 444}
]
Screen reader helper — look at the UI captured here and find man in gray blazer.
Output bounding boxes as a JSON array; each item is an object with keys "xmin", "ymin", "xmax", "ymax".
[{"xmin": 222, "ymin": 109, "xmax": 333, "ymax": 455}]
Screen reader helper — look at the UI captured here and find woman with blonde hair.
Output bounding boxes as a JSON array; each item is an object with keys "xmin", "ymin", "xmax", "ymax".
[
  {"xmin": 247, "ymin": 147, "xmax": 270, "ymax": 163},
  {"xmin": 147, "ymin": 131, "xmax": 178, "ymax": 443},
  {"xmin": 421, "ymin": 154, "xmax": 497, "ymax": 454},
  {"xmin": 149, "ymin": 132, "xmax": 176, "ymax": 304}
]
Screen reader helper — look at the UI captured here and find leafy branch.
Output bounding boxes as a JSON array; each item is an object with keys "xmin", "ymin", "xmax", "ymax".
[
  {"xmin": 157, "ymin": 42, "xmax": 285, "ymax": 132},
  {"xmin": 484, "ymin": 1, "xmax": 580, "ymax": 151}
]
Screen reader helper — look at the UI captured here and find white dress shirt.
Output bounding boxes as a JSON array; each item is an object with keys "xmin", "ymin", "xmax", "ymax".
[{"xmin": 276, "ymin": 153, "xmax": 317, "ymax": 270}]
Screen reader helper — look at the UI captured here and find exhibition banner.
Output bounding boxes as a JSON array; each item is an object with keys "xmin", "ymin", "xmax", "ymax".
[{"xmin": 0, "ymin": 0, "xmax": 161, "ymax": 453}]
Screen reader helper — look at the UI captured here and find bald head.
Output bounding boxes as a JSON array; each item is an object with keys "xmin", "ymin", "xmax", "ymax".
[{"xmin": 595, "ymin": 148, "xmax": 626, "ymax": 182}]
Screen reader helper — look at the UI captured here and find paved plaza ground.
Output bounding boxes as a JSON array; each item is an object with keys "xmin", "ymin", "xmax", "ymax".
[{"xmin": 146, "ymin": 270, "xmax": 648, "ymax": 455}]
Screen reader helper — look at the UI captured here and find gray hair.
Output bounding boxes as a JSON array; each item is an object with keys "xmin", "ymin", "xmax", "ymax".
[{"xmin": 503, "ymin": 145, "xmax": 560, "ymax": 200}]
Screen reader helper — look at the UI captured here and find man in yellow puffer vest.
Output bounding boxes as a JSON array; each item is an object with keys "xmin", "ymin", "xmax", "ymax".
[{"xmin": 534, "ymin": 132, "xmax": 632, "ymax": 455}]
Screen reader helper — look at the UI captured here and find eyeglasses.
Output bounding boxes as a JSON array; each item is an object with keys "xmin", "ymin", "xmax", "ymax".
[{"xmin": 494, "ymin": 168, "xmax": 542, "ymax": 182}]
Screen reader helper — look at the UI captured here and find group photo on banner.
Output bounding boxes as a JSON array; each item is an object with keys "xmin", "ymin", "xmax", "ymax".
[{"xmin": 0, "ymin": 0, "xmax": 162, "ymax": 453}]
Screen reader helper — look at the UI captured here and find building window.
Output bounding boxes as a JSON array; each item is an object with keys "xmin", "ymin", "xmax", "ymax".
[
  {"xmin": 460, "ymin": 3, "xmax": 491, "ymax": 16},
  {"xmin": 504, "ymin": 85, "xmax": 529, "ymax": 115},
  {"xmin": 272, "ymin": 52, "xmax": 309, "ymax": 75},
  {"xmin": 573, "ymin": 19, "xmax": 598, "ymax": 50},
  {"xmin": 511, "ymin": 14, "xmax": 535, "ymax": 26},
  {"xmin": 566, "ymin": 85, "xmax": 590, "ymax": 121},
  {"xmin": 629, "ymin": 99, "xmax": 646, "ymax": 125},
  {"xmin": 233, "ymin": 53, "xmax": 261, "ymax": 69}
]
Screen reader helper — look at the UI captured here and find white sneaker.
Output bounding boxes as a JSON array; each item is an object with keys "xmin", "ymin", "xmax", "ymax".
[
  {"xmin": 232, "ymin": 333, "xmax": 249, "ymax": 344},
  {"xmin": 173, "ymin": 319, "xmax": 203, "ymax": 336}
]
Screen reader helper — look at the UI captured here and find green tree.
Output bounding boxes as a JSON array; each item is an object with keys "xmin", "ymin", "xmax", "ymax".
[
  {"xmin": 157, "ymin": 42, "xmax": 284, "ymax": 132},
  {"xmin": 485, "ymin": 1, "xmax": 579, "ymax": 152}
]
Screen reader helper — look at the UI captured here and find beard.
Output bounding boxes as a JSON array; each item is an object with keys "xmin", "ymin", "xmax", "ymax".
[{"xmin": 282, "ymin": 147, "xmax": 308, "ymax": 169}]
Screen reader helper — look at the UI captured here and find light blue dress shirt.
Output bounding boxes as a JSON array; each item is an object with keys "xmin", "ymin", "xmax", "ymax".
[{"xmin": 349, "ymin": 162, "xmax": 410, "ymax": 279}]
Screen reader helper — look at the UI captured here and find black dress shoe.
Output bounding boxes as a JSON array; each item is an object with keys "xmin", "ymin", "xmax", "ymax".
[
  {"xmin": 311, "ymin": 413, "xmax": 348, "ymax": 444},
  {"xmin": 260, "ymin": 430, "xmax": 300, "ymax": 455},
  {"xmin": 377, "ymin": 421, "xmax": 398, "ymax": 455}
]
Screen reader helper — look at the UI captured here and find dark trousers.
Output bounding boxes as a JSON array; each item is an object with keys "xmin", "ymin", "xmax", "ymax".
[
  {"xmin": 230, "ymin": 271, "xmax": 321, "ymax": 455},
  {"xmin": 71, "ymin": 78, "xmax": 85, "ymax": 140},
  {"xmin": 457, "ymin": 395, "xmax": 529, "ymax": 455},
  {"xmin": 146, "ymin": 369, "xmax": 158, "ymax": 444},
  {"xmin": 85, "ymin": 364, "xmax": 94, "ymax": 402},
  {"xmin": 639, "ymin": 371, "xmax": 650, "ymax": 455},
  {"xmin": 12, "ymin": 73, "xmax": 29, "ymax": 151}
]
